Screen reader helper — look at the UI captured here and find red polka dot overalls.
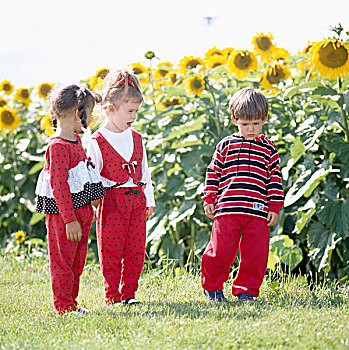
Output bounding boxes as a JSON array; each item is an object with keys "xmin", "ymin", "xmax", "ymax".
[
  {"xmin": 35, "ymin": 135, "xmax": 105, "ymax": 315},
  {"xmin": 93, "ymin": 130, "xmax": 147, "ymax": 304}
]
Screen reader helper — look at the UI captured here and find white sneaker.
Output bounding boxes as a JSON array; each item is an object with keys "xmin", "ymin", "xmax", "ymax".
[
  {"xmin": 76, "ymin": 306, "xmax": 92, "ymax": 314},
  {"xmin": 107, "ymin": 301, "xmax": 123, "ymax": 307},
  {"xmin": 122, "ymin": 298, "xmax": 141, "ymax": 305},
  {"xmin": 62, "ymin": 310, "xmax": 85, "ymax": 318}
]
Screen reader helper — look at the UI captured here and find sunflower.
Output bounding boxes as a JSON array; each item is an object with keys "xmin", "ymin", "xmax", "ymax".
[
  {"xmin": 204, "ymin": 46, "xmax": 225, "ymax": 61},
  {"xmin": 129, "ymin": 63, "xmax": 149, "ymax": 84},
  {"xmin": 252, "ymin": 32, "xmax": 275, "ymax": 61},
  {"xmin": 154, "ymin": 62, "xmax": 173, "ymax": 80},
  {"xmin": 227, "ymin": 50, "xmax": 258, "ymax": 79},
  {"xmin": 89, "ymin": 68, "xmax": 110, "ymax": 90},
  {"xmin": 271, "ymin": 47, "xmax": 290, "ymax": 62},
  {"xmin": 178, "ymin": 56, "xmax": 205, "ymax": 73},
  {"xmin": 223, "ymin": 47, "xmax": 235, "ymax": 58},
  {"xmin": 15, "ymin": 230, "xmax": 25, "ymax": 244},
  {"xmin": 0, "ymin": 97, "xmax": 8, "ymax": 107},
  {"xmin": 38, "ymin": 82, "xmax": 54, "ymax": 99},
  {"xmin": 260, "ymin": 63, "xmax": 291, "ymax": 91},
  {"xmin": 162, "ymin": 96, "xmax": 183, "ymax": 108},
  {"xmin": 40, "ymin": 114, "xmax": 55, "ymax": 136},
  {"xmin": 0, "ymin": 107, "xmax": 20, "ymax": 132},
  {"xmin": 14, "ymin": 88, "xmax": 31, "ymax": 107},
  {"xmin": 308, "ymin": 39, "xmax": 349, "ymax": 80},
  {"xmin": 167, "ymin": 71, "xmax": 178, "ymax": 85},
  {"xmin": 206, "ymin": 55, "xmax": 227, "ymax": 69},
  {"xmin": 186, "ymin": 74, "xmax": 205, "ymax": 96},
  {"xmin": 0, "ymin": 79, "xmax": 14, "ymax": 95},
  {"xmin": 299, "ymin": 41, "xmax": 313, "ymax": 55}
]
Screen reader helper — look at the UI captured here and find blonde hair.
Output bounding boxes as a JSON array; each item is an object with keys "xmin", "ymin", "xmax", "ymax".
[
  {"xmin": 101, "ymin": 69, "xmax": 143, "ymax": 109},
  {"xmin": 229, "ymin": 88, "xmax": 268, "ymax": 121}
]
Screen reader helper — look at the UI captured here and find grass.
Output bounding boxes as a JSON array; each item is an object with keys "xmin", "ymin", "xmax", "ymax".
[{"xmin": 0, "ymin": 256, "xmax": 348, "ymax": 350}]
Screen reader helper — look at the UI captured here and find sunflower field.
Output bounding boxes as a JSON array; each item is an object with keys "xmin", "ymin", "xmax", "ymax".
[{"xmin": 1, "ymin": 25, "xmax": 349, "ymax": 280}]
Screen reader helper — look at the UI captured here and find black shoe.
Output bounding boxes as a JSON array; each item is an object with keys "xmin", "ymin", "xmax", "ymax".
[{"xmin": 237, "ymin": 293, "xmax": 254, "ymax": 302}]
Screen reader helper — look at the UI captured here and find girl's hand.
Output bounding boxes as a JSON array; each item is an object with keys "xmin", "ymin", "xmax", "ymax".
[
  {"xmin": 146, "ymin": 207, "xmax": 154, "ymax": 217},
  {"xmin": 204, "ymin": 204, "xmax": 215, "ymax": 219},
  {"xmin": 267, "ymin": 212, "xmax": 279, "ymax": 226},
  {"xmin": 66, "ymin": 220, "xmax": 82, "ymax": 241}
]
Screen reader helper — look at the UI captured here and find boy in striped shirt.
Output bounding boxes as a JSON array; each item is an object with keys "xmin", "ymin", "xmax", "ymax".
[{"xmin": 201, "ymin": 88, "xmax": 284, "ymax": 302}]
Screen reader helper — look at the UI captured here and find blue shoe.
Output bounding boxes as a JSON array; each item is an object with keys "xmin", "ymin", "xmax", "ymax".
[
  {"xmin": 237, "ymin": 293, "xmax": 254, "ymax": 302},
  {"xmin": 203, "ymin": 289, "xmax": 228, "ymax": 302}
]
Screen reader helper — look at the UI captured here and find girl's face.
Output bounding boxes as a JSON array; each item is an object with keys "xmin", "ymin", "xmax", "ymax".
[
  {"xmin": 106, "ymin": 101, "xmax": 141, "ymax": 133},
  {"xmin": 232, "ymin": 117, "xmax": 266, "ymax": 140}
]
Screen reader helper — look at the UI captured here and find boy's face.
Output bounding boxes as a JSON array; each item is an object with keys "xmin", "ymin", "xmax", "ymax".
[{"xmin": 232, "ymin": 117, "xmax": 266, "ymax": 140}]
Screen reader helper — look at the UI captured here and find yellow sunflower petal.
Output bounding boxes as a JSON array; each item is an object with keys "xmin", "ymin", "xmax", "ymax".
[
  {"xmin": 38, "ymin": 82, "xmax": 55, "ymax": 99},
  {"xmin": 308, "ymin": 39, "xmax": 349, "ymax": 80},
  {"xmin": 0, "ymin": 79, "xmax": 14, "ymax": 95},
  {"xmin": 227, "ymin": 50, "xmax": 258, "ymax": 79},
  {"xmin": 186, "ymin": 74, "xmax": 205, "ymax": 96},
  {"xmin": 0, "ymin": 107, "xmax": 20, "ymax": 132}
]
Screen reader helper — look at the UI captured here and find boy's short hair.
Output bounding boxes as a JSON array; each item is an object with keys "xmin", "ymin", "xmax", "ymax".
[{"xmin": 229, "ymin": 88, "xmax": 268, "ymax": 121}]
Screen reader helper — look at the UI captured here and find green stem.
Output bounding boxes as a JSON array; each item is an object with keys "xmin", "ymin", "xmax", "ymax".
[
  {"xmin": 337, "ymin": 77, "xmax": 349, "ymax": 141},
  {"xmin": 205, "ymin": 80, "xmax": 222, "ymax": 137}
]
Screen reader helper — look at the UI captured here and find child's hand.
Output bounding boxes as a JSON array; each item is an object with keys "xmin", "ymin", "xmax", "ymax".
[
  {"xmin": 66, "ymin": 220, "xmax": 82, "ymax": 241},
  {"xmin": 267, "ymin": 212, "xmax": 279, "ymax": 226},
  {"xmin": 146, "ymin": 207, "xmax": 154, "ymax": 217},
  {"xmin": 204, "ymin": 204, "xmax": 215, "ymax": 219}
]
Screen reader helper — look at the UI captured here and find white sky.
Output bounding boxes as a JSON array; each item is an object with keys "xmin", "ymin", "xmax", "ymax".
[{"xmin": 2, "ymin": 0, "xmax": 349, "ymax": 87}]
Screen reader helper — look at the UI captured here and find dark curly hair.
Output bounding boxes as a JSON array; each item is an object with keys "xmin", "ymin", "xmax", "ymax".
[{"xmin": 49, "ymin": 84, "xmax": 101, "ymax": 130}]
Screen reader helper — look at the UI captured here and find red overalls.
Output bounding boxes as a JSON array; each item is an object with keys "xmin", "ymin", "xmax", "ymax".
[{"xmin": 93, "ymin": 130, "xmax": 147, "ymax": 303}]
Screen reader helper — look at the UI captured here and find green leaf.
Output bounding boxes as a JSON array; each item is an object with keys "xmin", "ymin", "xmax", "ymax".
[
  {"xmin": 165, "ymin": 117, "xmax": 203, "ymax": 142},
  {"xmin": 307, "ymin": 222, "xmax": 341, "ymax": 273},
  {"xmin": 28, "ymin": 161, "xmax": 45, "ymax": 175},
  {"xmin": 318, "ymin": 199, "xmax": 349, "ymax": 239},
  {"xmin": 281, "ymin": 137, "xmax": 306, "ymax": 180},
  {"xmin": 29, "ymin": 212, "xmax": 45, "ymax": 225},
  {"xmin": 284, "ymin": 168, "xmax": 333, "ymax": 207},
  {"xmin": 268, "ymin": 235, "xmax": 303, "ymax": 271}
]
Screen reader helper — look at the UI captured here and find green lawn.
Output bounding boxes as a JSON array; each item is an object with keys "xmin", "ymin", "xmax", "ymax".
[{"xmin": 0, "ymin": 257, "xmax": 348, "ymax": 350}]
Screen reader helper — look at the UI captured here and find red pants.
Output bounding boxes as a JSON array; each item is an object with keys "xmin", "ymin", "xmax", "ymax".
[
  {"xmin": 97, "ymin": 187, "xmax": 146, "ymax": 304},
  {"xmin": 46, "ymin": 205, "xmax": 93, "ymax": 315},
  {"xmin": 201, "ymin": 215, "xmax": 270, "ymax": 297}
]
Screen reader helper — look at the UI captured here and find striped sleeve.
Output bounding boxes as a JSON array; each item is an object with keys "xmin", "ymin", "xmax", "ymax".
[
  {"xmin": 267, "ymin": 147, "xmax": 284, "ymax": 214},
  {"xmin": 201, "ymin": 145, "xmax": 224, "ymax": 205}
]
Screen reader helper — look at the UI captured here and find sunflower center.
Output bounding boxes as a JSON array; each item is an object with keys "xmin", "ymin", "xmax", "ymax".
[
  {"xmin": 20, "ymin": 89, "xmax": 29, "ymax": 99},
  {"xmin": 213, "ymin": 62, "xmax": 222, "ymax": 68},
  {"xmin": 319, "ymin": 43, "xmax": 349, "ymax": 68},
  {"xmin": 186, "ymin": 60, "xmax": 200, "ymax": 69},
  {"xmin": 40, "ymin": 84, "xmax": 52, "ymax": 96},
  {"xmin": 97, "ymin": 69, "xmax": 109, "ymax": 79},
  {"xmin": 133, "ymin": 68, "xmax": 144, "ymax": 75},
  {"xmin": 1, "ymin": 111, "xmax": 14, "ymax": 125},
  {"xmin": 0, "ymin": 100, "xmax": 7, "ymax": 107},
  {"xmin": 191, "ymin": 78, "xmax": 203, "ymax": 90},
  {"xmin": 4, "ymin": 84, "xmax": 11, "ymax": 92},
  {"xmin": 159, "ymin": 69, "xmax": 168, "ymax": 77},
  {"xmin": 256, "ymin": 36, "xmax": 272, "ymax": 51},
  {"xmin": 234, "ymin": 53, "xmax": 252, "ymax": 70},
  {"xmin": 266, "ymin": 65, "xmax": 286, "ymax": 84}
]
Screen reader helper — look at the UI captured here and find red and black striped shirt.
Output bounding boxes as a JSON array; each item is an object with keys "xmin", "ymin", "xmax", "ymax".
[{"xmin": 202, "ymin": 133, "xmax": 284, "ymax": 220}]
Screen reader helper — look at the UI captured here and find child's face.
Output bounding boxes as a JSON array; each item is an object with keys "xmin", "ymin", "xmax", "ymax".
[
  {"xmin": 107, "ymin": 101, "xmax": 140, "ymax": 133},
  {"xmin": 232, "ymin": 117, "xmax": 266, "ymax": 140}
]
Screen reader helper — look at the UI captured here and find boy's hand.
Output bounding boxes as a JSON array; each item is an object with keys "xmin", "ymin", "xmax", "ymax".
[
  {"xmin": 146, "ymin": 206, "xmax": 154, "ymax": 218},
  {"xmin": 66, "ymin": 220, "xmax": 82, "ymax": 241},
  {"xmin": 267, "ymin": 212, "xmax": 279, "ymax": 226},
  {"xmin": 204, "ymin": 204, "xmax": 215, "ymax": 219}
]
